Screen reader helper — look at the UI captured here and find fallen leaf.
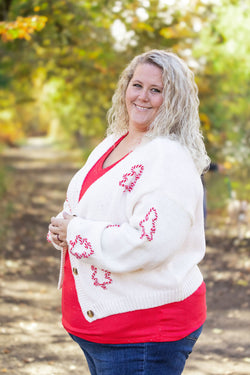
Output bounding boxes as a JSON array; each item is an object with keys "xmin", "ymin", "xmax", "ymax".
[
  {"xmin": 212, "ymin": 328, "xmax": 223, "ymax": 334},
  {"xmin": 236, "ymin": 279, "xmax": 248, "ymax": 287}
]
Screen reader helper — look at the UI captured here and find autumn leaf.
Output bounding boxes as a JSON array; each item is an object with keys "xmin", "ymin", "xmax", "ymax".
[{"xmin": 0, "ymin": 16, "xmax": 48, "ymax": 42}]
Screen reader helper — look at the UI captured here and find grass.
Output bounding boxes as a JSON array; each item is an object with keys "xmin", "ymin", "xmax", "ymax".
[{"xmin": 0, "ymin": 161, "xmax": 15, "ymax": 241}]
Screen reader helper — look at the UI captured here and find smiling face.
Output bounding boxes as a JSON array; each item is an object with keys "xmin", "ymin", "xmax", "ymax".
[{"xmin": 125, "ymin": 63, "xmax": 164, "ymax": 135}]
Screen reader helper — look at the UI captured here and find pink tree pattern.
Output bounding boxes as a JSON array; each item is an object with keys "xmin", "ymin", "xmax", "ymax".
[
  {"xmin": 91, "ymin": 266, "xmax": 113, "ymax": 290},
  {"xmin": 69, "ymin": 235, "xmax": 94, "ymax": 259},
  {"xmin": 139, "ymin": 207, "xmax": 158, "ymax": 241},
  {"xmin": 119, "ymin": 165, "xmax": 144, "ymax": 192}
]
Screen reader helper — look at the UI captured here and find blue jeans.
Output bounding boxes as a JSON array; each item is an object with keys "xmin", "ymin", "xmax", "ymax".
[{"xmin": 69, "ymin": 325, "xmax": 203, "ymax": 375}]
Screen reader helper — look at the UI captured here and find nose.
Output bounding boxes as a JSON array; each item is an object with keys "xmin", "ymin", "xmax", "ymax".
[{"xmin": 138, "ymin": 89, "xmax": 149, "ymax": 101}]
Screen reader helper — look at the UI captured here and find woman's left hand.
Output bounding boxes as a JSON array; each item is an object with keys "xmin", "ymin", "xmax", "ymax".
[{"xmin": 49, "ymin": 212, "xmax": 74, "ymax": 248}]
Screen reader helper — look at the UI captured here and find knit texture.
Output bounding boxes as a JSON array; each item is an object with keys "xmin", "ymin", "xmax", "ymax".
[{"xmin": 49, "ymin": 134, "xmax": 205, "ymax": 322}]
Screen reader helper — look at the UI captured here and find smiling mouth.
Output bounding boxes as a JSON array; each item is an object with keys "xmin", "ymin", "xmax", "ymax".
[{"xmin": 134, "ymin": 104, "xmax": 151, "ymax": 111}]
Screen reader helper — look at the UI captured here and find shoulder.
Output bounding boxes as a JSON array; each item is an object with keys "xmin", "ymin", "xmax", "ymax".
[
  {"xmin": 137, "ymin": 136, "xmax": 202, "ymax": 197},
  {"xmin": 139, "ymin": 136, "xmax": 188, "ymax": 155},
  {"xmin": 155, "ymin": 137, "xmax": 190, "ymax": 160},
  {"xmin": 139, "ymin": 136, "xmax": 197, "ymax": 175},
  {"xmin": 144, "ymin": 138, "xmax": 202, "ymax": 213}
]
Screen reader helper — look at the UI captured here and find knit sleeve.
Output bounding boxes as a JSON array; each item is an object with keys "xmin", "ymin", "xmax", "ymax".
[{"xmin": 66, "ymin": 189, "xmax": 192, "ymax": 273}]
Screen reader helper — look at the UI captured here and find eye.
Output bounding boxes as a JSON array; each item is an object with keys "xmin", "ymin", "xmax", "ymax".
[
  {"xmin": 133, "ymin": 83, "xmax": 142, "ymax": 88},
  {"xmin": 151, "ymin": 88, "xmax": 161, "ymax": 93}
]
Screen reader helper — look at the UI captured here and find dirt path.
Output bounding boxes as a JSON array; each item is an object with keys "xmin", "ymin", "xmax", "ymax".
[{"xmin": 0, "ymin": 139, "xmax": 249, "ymax": 375}]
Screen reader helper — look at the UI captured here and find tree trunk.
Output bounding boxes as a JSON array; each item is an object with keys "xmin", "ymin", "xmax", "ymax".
[{"xmin": 0, "ymin": 0, "xmax": 13, "ymax": 21}]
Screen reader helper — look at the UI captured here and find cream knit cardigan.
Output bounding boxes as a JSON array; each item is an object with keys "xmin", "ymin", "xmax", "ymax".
[{"xmin": 49, "ymin": 134, "xmax": 206, "ymax": 322}]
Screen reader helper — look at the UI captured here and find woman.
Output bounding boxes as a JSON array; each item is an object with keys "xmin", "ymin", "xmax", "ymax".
[{"xmin": 48, "ymin": 50, "xmax": 210, "ymax": 375}]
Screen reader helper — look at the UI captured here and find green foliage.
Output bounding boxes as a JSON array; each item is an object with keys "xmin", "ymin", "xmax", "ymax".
[
  {"xmin": 194, "ymin": 0, "xmax": 250, "ymax": 167},
  {"xmin": 0, "ymin": 0, "xmax": 249, "ymax": 203},
  {"xmin": 206, "ymin": 173, "xmax": 231, "ymax": 212},
  {"xmin": 0, "ymin": 0, "xmax": 213, "ymax": 133}
]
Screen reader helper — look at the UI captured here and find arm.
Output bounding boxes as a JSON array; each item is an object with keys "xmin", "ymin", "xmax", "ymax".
[
  {"xmin": 51, "ymin": 139, "xmax": 200, "ymax": 273},
  {"xmin": 65, "ymin": 190, "xmax": 192, "ymax": 273}
]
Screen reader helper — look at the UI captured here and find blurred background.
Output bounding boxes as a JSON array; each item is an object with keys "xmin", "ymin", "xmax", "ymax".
[
  {"xmin": 0, "ymin": 0, "xmax": 249, "ymax": 211},
  {"xmin": 0, "ymin": 1, "xmax": 250, "ymax": 374}
]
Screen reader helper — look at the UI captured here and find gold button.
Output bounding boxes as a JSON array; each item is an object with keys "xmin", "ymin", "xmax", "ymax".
[
  {"xmin": 73, "ymin": 267, "xmax": 78, "ymax": 275},
  {"xmin": 87, "ymin": 310, "xmax": 94, "ymax": 318}
]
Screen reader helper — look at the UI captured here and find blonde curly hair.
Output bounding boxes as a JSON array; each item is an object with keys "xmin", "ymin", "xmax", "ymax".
[{"xmin": 107, "ymin": 49, "xmax": 210, "ymax": 174}]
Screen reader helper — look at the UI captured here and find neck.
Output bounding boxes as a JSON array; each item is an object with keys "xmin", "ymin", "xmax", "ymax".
[
  {"xmin": 127, "ymin": 127, "xmax": 146, "ymax": 144},
  {"xmin": 124, "ymin": 132, "xmax": 143, "ymax": 151}
]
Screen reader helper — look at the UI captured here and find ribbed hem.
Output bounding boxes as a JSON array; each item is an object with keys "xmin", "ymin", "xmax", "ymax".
[{"xmin": 78, "ymin": 267, "xmax": 203, "ymax": 322}]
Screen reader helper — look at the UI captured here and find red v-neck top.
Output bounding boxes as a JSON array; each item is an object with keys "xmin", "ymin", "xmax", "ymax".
[
  {"xmin": 62, "ymin": 134, "xmax": 206, "ymax": 344},
  {"xmin": 78, "ymin": 133, "xmax": 130, "ymax": 201}
]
